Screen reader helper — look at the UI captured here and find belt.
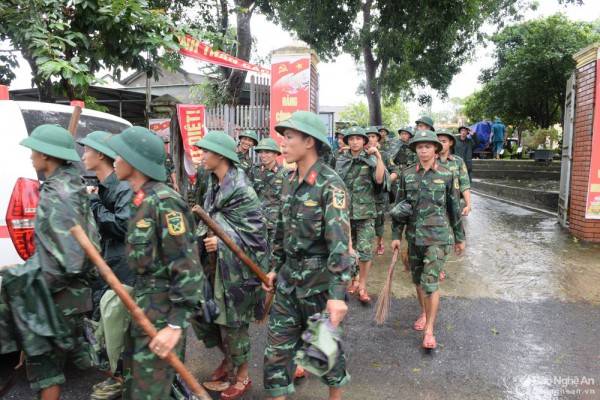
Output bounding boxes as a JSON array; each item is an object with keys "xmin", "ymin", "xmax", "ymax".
[
  {"xmin": 287, "ymin": 257, "xmax": 327, "ymax": 270},
  {"xmin": 135, "ymin": 275, "xmax": 170, "ymax": 290}
]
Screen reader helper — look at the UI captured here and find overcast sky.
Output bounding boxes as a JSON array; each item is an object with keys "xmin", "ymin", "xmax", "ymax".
[{"xmin": 7, "ymin": 0, "xmax": 598, "ymax": 121}]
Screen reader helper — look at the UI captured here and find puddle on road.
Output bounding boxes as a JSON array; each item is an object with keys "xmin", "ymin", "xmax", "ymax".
[{"xmin": 369, "ymin": 194, "xmax": 600, "ymax": 304}]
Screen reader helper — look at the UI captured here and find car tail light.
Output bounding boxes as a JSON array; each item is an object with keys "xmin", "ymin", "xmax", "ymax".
[{"xmin": 6, "ymin": 178, "xmax": 40, "ymax": 260}]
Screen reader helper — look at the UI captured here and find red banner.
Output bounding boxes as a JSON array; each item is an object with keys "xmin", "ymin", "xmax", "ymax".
[
  {"xmin": 269, "ymin": 54, "xmax": 311, "ymax": 165},
  {"xmin": 176, "ymin": 104, "xmax": 206, "ymax": 183},
  {"xmin": 585, "ymin": 56, "xmax": 600, "ymax": 219},
  {"xmin": 149, "ymin": 118, "xmax": 171, "ymax": 152},
  {"xmin": 179, "ymin": 35, "xmax": 270, "ymax": 75}
]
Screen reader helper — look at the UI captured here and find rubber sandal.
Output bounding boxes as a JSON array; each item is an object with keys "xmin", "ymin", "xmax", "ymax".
[
  {"xmin": 220, "ymin": 377, "xmax": 252, "ymax": 400},
  {"xmin": 413, "ymin": 314, "xmax": 426, "ymax": 331},
  {"xmin": 209, "ymin": 361, "xmax": 228, "ymax": 382},
  {"xmin": 422, "ymin": 333, "xmax": 437, "ymax": 349},
  {"xmin": 377, "ymin": 244, "xmax": 385, "ymax": 255},
  {"xmin": 358, "ymin": 288, "xmax": 371, "ymax": 303}
]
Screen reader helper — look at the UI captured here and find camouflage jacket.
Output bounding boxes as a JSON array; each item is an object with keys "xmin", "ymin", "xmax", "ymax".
[
  {"xmin": 335, "ymin": 149, "xmax": 390, "ymax": 220},
  {"xmin": 392, "ymin": 161, "xmax": 465, "ymax": 246},
  {"xmin": 198, "ymin": 166, "xmax": 268, "ymax": 326},
  {"xmin": 380, "ymin": 138, "xmax": 398, "ymax": 154},
  {"xmin": 0, "ymin": 164, "xmax": 100, "ymax": 355},
  {"xmin": 237, "ymin": 150, "xmax": 252, "ymax": 175},
  {"xmin": 391, "ymin": 140, "xmax": 417, "ymax": 168},
  {"xmin": 376, "ymin": 148, "xmax": 400, "ymax": 203},
  {"xmin": 247, "ymin": 162, "xmax": 290, "ymax": 231},
  {"xmin": 328, "ymin": 147, "xmax": 349, "ymax": 168},
  {"xmin": 438, "ymin": 154, "xmax": 471, "ymax": 192},
  {"xmin": 164, "ymin": 153, "xmax": 176, "ymax": 188},
  {"xmin": 270, "ymin": 159, "xmax": 352, "ymax": 301},
  {"xmin": 127, "ymin": 180, "xmax": 203, "ymax": 336}
]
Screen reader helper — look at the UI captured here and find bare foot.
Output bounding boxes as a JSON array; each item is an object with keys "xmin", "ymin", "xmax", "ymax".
[{"xmin": 413, "ymin": 314, "xmax": 426, "ymax": 331}]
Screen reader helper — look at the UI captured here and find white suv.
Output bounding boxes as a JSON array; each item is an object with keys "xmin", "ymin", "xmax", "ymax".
[{"xmin": 0, "ymin": 99, "xmax": 131, "ymax": 264}]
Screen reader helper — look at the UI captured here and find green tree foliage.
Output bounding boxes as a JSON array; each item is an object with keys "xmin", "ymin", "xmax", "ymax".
[
  {"xmin": 476, "ymin": 14, "xmax": 600, "ymax": 129},
  {"xmin": 339, "ymin": 99, "xmax": 409, "ymax": 128},
  {"xmin": 0, "ymin": 0, "xmax": 213, "ymax": 101}
]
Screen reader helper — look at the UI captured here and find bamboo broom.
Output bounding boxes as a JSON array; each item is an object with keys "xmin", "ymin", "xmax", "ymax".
[{"xmin": 375, "ymin": 249, "xmax": 399, "ymax": 325}]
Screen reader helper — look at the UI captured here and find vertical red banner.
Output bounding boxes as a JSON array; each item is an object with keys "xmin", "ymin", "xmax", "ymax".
[
  {"xmin": 270, "ymin": 54, "xmax": 311, "ymax": 165},
  {"xmin": 585, "ymin": 57, "xmax": 600, "ymax": 219},
  {"xmin": 176, "ymin": 104, "xmax": 206, "ymax": 183}
]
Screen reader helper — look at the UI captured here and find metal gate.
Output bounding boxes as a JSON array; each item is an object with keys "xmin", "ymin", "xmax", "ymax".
[{"xmin": 558, "ymin": 72, "xmax": 576, "ymax": 227}]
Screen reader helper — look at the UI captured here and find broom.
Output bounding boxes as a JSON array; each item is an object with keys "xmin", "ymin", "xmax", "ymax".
[{"xmin": 375, "ymin": 248, "xmax": 399, "ymax": 325}]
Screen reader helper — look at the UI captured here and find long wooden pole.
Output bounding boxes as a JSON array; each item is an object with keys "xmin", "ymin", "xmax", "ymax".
[
  {"xmin": 192, "ymin": 205, "xmax": 268, "ymax": 284},
  {"xmin": 70, "ymin": 225, "xmax": 212, "ymax": 400}
]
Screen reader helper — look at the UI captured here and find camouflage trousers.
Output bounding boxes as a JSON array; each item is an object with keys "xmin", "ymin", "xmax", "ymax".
[
  {"xmin": 263, "ymin": 288, "xmax": 350, "ymax": 398},
  {"xmin": 374, "ymin": 202, "xmax": 386, "ymax": 238},
  {"xmin": 408, "ymin": 243, "xmax": 451, "ymax": 296},
  {"xmin": 193, "ymin": 321, "xmax": 251, "ymax": 366},
  {"xmin": 121, "ymin": 329, "xmax": 185, "ymax": 400},
  {"xmin": 350, "ymin": 218, "xmax": 375, "ymax": 263},
  {"xmin": 26, "ymin": 314, "xmax": 92, "ymax": 392}
]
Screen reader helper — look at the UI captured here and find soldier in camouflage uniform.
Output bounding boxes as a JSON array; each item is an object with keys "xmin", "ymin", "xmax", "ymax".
[
  {"xmin": 162, "ymin": 136, "xmax": 180, "ymax": 193},
  {"xmin": 0, "ymin": 124, "xmax": 100, "ymax": 400},
  {"xmin": 335, "ymin": 126, "xmax": 388, "ymax": 303},
  {"xmin": 328, "ymin": 131, "xmax": 349, "ymax": 168},
  {"xmin": 378, "ymin": 126, "xmax": 396, "ymax": 154},
  {"xmin": 365, "ymin": 127, "xmax": 399, "ymax": 256},
  {"xmin": 391, "ymin": 126, "xmax": 417, "ymax": 170},
  {"xmin": 436, "ymin": 128, "xmax": 472, "ymax": 216},
  {"xmin": 236, "ymin": 129, "xmax": 259, "ymax": 175},
  {"xmin": 79, "ymin": 131, "xmax": 134, "ymax": 400},
  {"xmin": 193, "ymin": 131, "xmax": 268, "ymax": 400},
  {"xmin": 107, "ymin": 127, "xmax": 204, "ymax": 399},
  {"xmin": 415, "ymin": 116, "xmax": 435, "ymax": 132},
  {"xmin": 390, "ymin": 130, "xmax": 466, "ymax": 350},
  {"xmin": 262, "ymin": 111, "xmax": 352, "ymax": 400},
  {"xmin": 247, "ymin": 138, "xmax": 289, "ymax": 249}
]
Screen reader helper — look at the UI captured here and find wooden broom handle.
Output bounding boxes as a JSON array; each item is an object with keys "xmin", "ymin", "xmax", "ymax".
[
  {"xmin": 68, "ymin": 105, "xmax": 82, "ymax": 137},
  {"xmin": 70, "ymin": 225, "xmax": 212, "ymax": 400},
  {"xmin": 192, "ymin": 205, "xmax": 269, "ymax": 285}
]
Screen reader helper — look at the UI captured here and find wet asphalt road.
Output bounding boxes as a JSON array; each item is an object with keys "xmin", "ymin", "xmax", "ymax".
[{"xmin": 2, "ymin": 194, "xmax": 599, "ymax": 399}]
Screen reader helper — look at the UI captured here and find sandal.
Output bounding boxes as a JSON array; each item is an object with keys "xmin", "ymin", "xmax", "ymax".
[
  {"xmin": 377, "ymin": 244, "xmax": 385, "ymax": 255},
  {"xmin": 209, "ymin": 361, "xmax": 228, "ymax": 382},
  {"xmin": 220, "ymin": 376, "xmax": 252, "ymax": 400},
  {"xmin": 422, "ymin": 332, "xmax": 437, "ymax": 349},
  {"xmin": 413, "ymin": 314, "xmax": 426, "ymax": 331},
  {"xmin": 358, "ymin": 288, "xmax": 371, "ymax": 303},
  {"xmin": 348, "ymin": 278, "xmax": 359, "ymax": 295}
]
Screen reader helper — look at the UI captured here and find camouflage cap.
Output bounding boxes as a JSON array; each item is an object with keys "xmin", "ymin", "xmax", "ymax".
[
  {"xmin": 20, "ymin": 124, "xmax": 81, "ymax": 162},
  {"xmin": 107, "ymin": 126, "xmax": 167, "ymax": 181},
  {"xmin": 415, "ymin": 116, "xmax": 435, "ymax": 131},
  {"xmin": 238, "ymin": 129, "xmax": 259, "ymax": 145},
  {"xmin": 77, "ymin": 130, "xmax": 117, "ymax": 159},
  {"xmin": 342, "ymin": 126, "xmax": 368, "ymax": 145},
  {"xmin": 409, "ymin": 130, "xmax": 443, "ymax": 153},
  {"xmin": 364, "ymin": 126, "xmax": 383, "ymax": 141},
  {"xmin": 194, "ymin": 131, "xmax": 239, "ymax": 165},
  {"xmin": 254, "ymin": 137, "xmax": 281, "ymax": 154},
  {"xmin": 397, "ymin": 125, "xmax": 415, "ymax": 137},
  {"xmin": 436, "ymin": 127, "xmax": 456, "ymax": 146},
  {"xmin": 275, "ymin": 111, "xmax": 332, "ymax": 149}
]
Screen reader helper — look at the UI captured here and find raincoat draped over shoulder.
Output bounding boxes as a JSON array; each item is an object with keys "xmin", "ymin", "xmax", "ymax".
[
  {"xmin": 199, "ymin": 166, "xmax": 268, "ymax": 327},
  {"xmin": 0, "ymin": 164, "xmax": 100, "ymax": 356}
]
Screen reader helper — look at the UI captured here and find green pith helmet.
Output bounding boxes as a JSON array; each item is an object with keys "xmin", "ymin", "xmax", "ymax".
[
  {"xmin": 238, "ymin": 129, "xmax": 259, "ymax": 145},
  {"xmin": 458, "ymin": 126, "xmax": 470, "ymax": 133},
  {"xmin": 436, "ymin": 128, "xmax": 456, "ymax": 147},
  {"xmin": 335, "ymin": 131, "xmax": 344, "ymax": 139},
  {"xmin": 194, "ymin": 131, "xmax": 239, "ymax": 165},
  {"xmin": 415, "ymin": 116, "xmax": 435, "ymax": 132},
  {"xmin": 397, "ymin": 126, "xmax": 415, "ymax": 137},
  {"xmin": 107, "ymin": 126, "xmax": 166, "ymax": 181},
  {"xmin": 254, "ymin": 137, "xmax": 282, "ymax": 154},
  {"xmin": 378, "ymin": 126, "xmax": 390, "ymax": 135},
  {"xmin": 275, "ymin": 111, "xmax": 332, "ymax": 149},
  {"xmin": 77, "ymin": 131, "xmax": 117, "ymax": 159},
  {"xmin": 20, "ymin": 124, "xmax": 81, "ymax": 162},
  {"xmin": 365, "ymin": 126, "xmax": 382, "ymax": 141},
  {"xmin": 342, "ymin": 126, "xmax": 368, "ymax": 145},
  {"xmin": 409, "ymin": 130, "xmax": 442, "ymax": 153}
]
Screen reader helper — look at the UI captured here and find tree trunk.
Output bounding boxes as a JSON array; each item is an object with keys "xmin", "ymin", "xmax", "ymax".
[
  {"xmin": 226, "ymin": 0, "xmax": 254, "ymax": 106},
  {"xmin": 361, "ymin": 0, "xmax": 382, "ymax": 125},
  {"xmin": 218, "ymin": 0, "xmax": 231, "ymax": 82}
]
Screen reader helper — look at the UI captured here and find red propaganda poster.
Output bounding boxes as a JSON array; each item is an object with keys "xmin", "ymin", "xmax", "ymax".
[
  {"xmin": 270, "ymin": 53, "xmax": 311, "ymax": 166},
  {"xmin": 585, "ymin": 55, "xmax": 600, "ymax": 219},
  {"xmin": 176, "ymin": 104, "xmax": 206, "ymax": 183},
  {"xmin": 149, "ymin": 118, "xmax": 171, "ymax": 151}
]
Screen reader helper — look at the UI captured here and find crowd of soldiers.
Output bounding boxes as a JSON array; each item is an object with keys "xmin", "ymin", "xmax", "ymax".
[{"xmin": 0, "ymin": 110, "xmax": 473, "ymax": 400}]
